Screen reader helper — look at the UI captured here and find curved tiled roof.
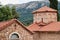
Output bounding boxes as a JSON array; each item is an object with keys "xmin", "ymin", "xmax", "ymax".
[
  {"xmin": 27, "ymin": 22, "xmax": 60, "ymax": 32},
  {"xmin": 27, "ymin": 23, "xmax": 41, "ymax": 31},
  {"xmin": 39, "ymin": 22, "xmax": 60, "ymax": 32}
]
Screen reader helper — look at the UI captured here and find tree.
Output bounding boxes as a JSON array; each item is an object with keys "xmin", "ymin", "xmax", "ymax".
[
  {"xmin": 49, "ymin": 0, "xmax": 59, "ymax": 21},
  {"xmin": 11, "ymin": 6, "xmax": 19, "ymax": 19},
  {"xmin": 49, "ymin": 0, "xmax": 58, "ymax": 10},
  {"xmin": 0, "ymin": 5, "xmax": 19, "ymax": 21}
]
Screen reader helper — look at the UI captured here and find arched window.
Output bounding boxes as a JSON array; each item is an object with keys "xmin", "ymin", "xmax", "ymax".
[{"xmin": 9, "ymin": 32, "xmax": 20, "ymax": 40}]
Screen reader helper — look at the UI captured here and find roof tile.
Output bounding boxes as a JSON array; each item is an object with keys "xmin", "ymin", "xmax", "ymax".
[
  {"xmin": 33, "ymin": 6, "xmax": 57, "ymax": 13},
  {"xmin": 39, "ymin": 22, "xmax": 60, "ymax": 31},
  {"xmin": 27, "ymin": 22, "xmax": 60, "ymax": 32},
  {"xmin": 0, "ymin": 19, "xmax": 33, "ymax": 34},
  {"xmin": 27, "ymin": 23, "xmax": 41, "ymax": 31}
]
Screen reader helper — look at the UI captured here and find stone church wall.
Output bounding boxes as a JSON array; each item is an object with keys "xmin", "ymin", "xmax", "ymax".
[{"xmin": 0, "ymin": 22, "xmax": 33, "ymax": 40}]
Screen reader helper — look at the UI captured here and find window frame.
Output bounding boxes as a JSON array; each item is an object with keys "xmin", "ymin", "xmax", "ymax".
[{"xmin": 9, "ymin": 32, "xmax": 20, "ymax": 40}]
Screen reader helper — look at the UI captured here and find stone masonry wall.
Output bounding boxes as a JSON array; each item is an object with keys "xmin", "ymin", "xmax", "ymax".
[
  {"xmin": 0, "ymin": 21, "xmax": 33, "ymax": 40},
  {"xmin": 39, "ymin": 32, "xmax": 60, "ymax": 40},
  {"xmin": 33, "ymin": 12, "xmax": 57, "ymax": 23},
  {"xmin": 33, "ymin": 32, "xmax": 60, "ymax": 40}
]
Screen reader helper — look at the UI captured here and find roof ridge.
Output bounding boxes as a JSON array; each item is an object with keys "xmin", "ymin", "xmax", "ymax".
[
  {"xmin": 32, "ymin": 6, "xmax": 57, "ymax": 13},
  {"xmin": 0, "ymin": 19, "xmax": 33, "ymax": 34}
]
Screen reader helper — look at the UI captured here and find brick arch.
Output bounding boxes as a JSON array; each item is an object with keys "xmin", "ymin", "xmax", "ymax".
[{"xmin": 9, "ymin": 32, "xmax": 21, "ymax": 39}]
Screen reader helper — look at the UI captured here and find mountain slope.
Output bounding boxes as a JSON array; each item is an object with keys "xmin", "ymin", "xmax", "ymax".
[
  {"xmin": 15, "ymin": 1, "xmax": 49, "ymax": 25},
  {"xmin": 7, "ymin": 1, "xmax": 60, "ymax": 26}
]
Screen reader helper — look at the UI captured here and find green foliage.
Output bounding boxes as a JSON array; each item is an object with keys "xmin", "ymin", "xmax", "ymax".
[
  {"xmin": 0, "ymin": 5, "xmax": 19, "ymax": 21},
  {"xmin": 12, "ymin": 6, "xmax": 19, "ymax": 19},
  {"xmin": 49, "ymin": 0, "xmax": 59, "ymax": 21},
  {"xmin": 49, "ymin": 0, "xmax": 58, "ymax": 10}
]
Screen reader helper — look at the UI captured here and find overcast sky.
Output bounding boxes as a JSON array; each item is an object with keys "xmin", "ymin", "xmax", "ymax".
[{"xmin": 0, "ymin": 0, "xmax": 60, "ymax": 5}]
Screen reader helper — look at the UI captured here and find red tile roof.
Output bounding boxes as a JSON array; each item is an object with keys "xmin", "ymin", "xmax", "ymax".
[
  {"xmin": 39, "ymin": 22, "xmax": 60, "ymax": 31},
  {"xmin": 0, "ymin": 19, "xmax": 14, "ymax": 31},
  {"xmin": 0, "ymin": 19, "xmax": 33, "ymax": 34},
  {"xmin": 33, "ymin": 6, "xmax": 57, "ymax": 13},
  {"xmin": 27, "ymin": 22, "xmax": 60, "ymax": 32},
  {"xmin": 1, "ymin": 19, "xmax": 60, "ymax": 33},
  {"xmin": 27, "ymin": 23, "xmax": 41, "ymax": 31}
]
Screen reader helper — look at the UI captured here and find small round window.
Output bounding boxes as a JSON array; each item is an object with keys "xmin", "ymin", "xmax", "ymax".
[{"xmin": 10, "ymin": 33, "xmax": 19, "ymax": 40}]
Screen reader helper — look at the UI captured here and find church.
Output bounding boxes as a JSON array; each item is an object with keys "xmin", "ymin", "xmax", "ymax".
[{"xmin": 0, "ymin": 6, "xmax": 60, "ymax": 40}]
